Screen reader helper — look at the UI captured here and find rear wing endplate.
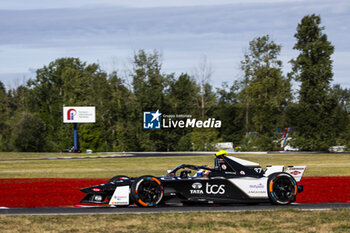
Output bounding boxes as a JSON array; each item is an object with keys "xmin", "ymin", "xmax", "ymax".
[{"xmin": 284, "ymin": 166, "xmax": 306, "ymax": 182}]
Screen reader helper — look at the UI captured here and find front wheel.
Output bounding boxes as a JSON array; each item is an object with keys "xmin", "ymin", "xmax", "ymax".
[
  {"xmin": 131, "ymin": 175, "xmax": 164, "ymax": 207},
  {"xmin": 267, "ymin": 173, "xmax": 297, "ymax": 205}
]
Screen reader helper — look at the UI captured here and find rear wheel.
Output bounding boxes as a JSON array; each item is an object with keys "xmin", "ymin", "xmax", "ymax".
[
  {"xmin": 268, "ymin": 173, "xmax": 297, "ymax": 205},
  {"xmin": 131, "ymin": 176, "xmax": 164, "ymax": 207}
]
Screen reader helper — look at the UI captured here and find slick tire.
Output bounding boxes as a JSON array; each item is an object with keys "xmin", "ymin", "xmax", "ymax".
[
  {"xmin": 267, "ymin": 172, "xmax": 297, "ymax": 205},
  {"xmin": 131, "ymin": 175, "xmax": 164, "ymax": 207},
  {"xmin": 108, "ymin": 175, "xmax": 129, "ymax": 183}
]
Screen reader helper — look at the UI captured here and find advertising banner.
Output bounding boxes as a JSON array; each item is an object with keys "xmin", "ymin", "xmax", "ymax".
[{"xmin": 63, "ymin": 106, "xmax": 96, "ymax": 123}]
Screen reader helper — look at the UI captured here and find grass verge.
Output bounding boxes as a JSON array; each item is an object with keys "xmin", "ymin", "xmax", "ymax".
[
  {"xmin": 0, "ymin": 209, "xmax": 349, "ymax": 233},
  {"xmin": 1, "ymin": 153, "xmax": 350, "ymax": 178}
]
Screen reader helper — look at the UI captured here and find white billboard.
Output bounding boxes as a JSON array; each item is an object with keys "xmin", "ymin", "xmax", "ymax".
[
  {"xmin": 216, "ymin": 142, "xmax": 233, "ymax": 149},
  {"xmin": 63, "ymin": 106, "xmax": 96, "ymax": 123}
]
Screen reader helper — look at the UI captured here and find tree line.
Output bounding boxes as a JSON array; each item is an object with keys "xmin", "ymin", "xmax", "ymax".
[{"xmin": 1, "ymin": 14, "xmax": 349, "ymax": 152}]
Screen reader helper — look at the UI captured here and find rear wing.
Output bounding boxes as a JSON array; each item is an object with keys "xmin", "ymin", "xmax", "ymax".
[{"xmin": 284, "ymin": 166, "xmax": 306, "ymax": 182}]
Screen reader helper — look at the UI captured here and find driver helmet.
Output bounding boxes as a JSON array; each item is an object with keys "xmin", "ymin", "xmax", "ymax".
[
  {"xmin": 196, "ymin": 166, "xmax": 211, "ymax": 177},
  {"xmin": 196, "ymin": 169, "xmax": 205, "ymax": 177}
]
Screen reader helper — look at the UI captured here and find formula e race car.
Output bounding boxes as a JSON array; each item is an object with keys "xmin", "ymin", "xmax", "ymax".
[{"xmin": 80, "ymin": 150, "xmax": 306, "ymax": 207}]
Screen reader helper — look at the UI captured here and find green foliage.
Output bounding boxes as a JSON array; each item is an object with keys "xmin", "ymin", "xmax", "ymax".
[
  {"xmin": 290, "ymin": 14, "xmax": 337, "ymax": 151},
  {"xmin": 11, "ymin": 112, "xmax": 47, "ymax": 152},
  {"xmin": 0, "ymin": 81, "xmax": 10, "ymax": 151},
  {"xmin": 215, "ymin": 83, "xmax": 244, "ymax": 145},
  {"xmin": 242, "ymin": 134, "xmax": 275, "ymax": 151},
  {"xmin": 177, "ymin": 134, "xmax": 192, "ymax": 151},
  {"xmin": 237, "ymin": 35, "xmax": 292, "ymax": 150},
  {"xmin": 79, "ymin": 124, "xmax": 105, "ymax": 151},
  {"xmin": 132, "ymin": 50, "xmax": 167, "ymax": 110},
  {"xmin": 131, "ymin": 50, "xmax": 171, "ymax": 151},
  {"xmin": 189, "ymin": 129, "xmax": 220, "ymax": 151},
  {"xmin": 169, "ymin": 73, "xmax": 198, "ymax": 116},
  {"xmin": 329, "ymin": 85, "xmax": 350, "ymax": 148}
]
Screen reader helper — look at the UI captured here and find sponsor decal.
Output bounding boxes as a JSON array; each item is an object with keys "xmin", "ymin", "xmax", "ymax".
[
  {"xmin": 116, "ymin": 196, "xmax": 127, "ymax": 200},
  {"xmin": 288, "ymin": 167, "xmax": 304, "ymax": 170},
  {"xmin": 143, "ymin": 110, "xmax": 221, "ymax": 129},
  {"xmin": 249, "ymin": 183, "xmax": 264, "ymax": 189},
  {"xmin": 290, "ymin": 171, "xmax": 301, "ymax": 175},
  {"xmin": 92, "ymin": 188, "xmax": 102, "ymax": 192},
  {"xmin": 192, "ymin": 182, "xmax": 202, "ymax": 189},
  {"xmin": 206, "ymin": 184, "xmax": 225, "ymax": 194},
  {"xmin": 110, "ymin": 186, "xmax": 130, "ymax": 206},
  {"xmin": 240, "ymin": 171, "xmax": 245, "ymax": 175},
  {"xmin": 190, "ymin": 183, "xmax": 225, "ymax": 195},
  {"xmin": 221, "ymin": 164, "xmax": 227, "ymax": 170},
  {"xmin": 248, "ymin": 190, "xmax": 266, "ymax": 194},
  {"xmin": 190, "ymin": 182, "xmax": 204, "ymax": 194},
  {"xmin": 190, "ymin": 189, "xmax": 204, "ymax": 194}
]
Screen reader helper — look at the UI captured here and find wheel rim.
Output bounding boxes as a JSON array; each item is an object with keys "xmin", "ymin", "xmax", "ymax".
[
  {"xmin": 135, "ymin": 177, "xmax": 163, "ymax": 206},
  {"xmin": 272, "ymin": 176, "xmax": 295, "ymax": 203}
]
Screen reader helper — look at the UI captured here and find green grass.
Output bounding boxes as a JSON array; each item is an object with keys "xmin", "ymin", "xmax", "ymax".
[
  {"xmin": 0, "ymin": 152, "xmax": 100, "ymax": 160},
  {"xmin": 0, "ymin": 209, "xmax": 349, "ymax": 233},
  {"xmin": 0, "ymin": 152, "xmax": 350, "ymax": 178}
]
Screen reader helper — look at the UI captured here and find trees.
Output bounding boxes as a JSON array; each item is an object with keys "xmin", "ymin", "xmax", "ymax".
[
  {"xmin": 330, "ymin": 85, "xmax": 350, "ymax": 147},
  {"xmin": 169, "ymin": 73, "xmax": 198, "ymax": 115},
  {"xmin": 132, "ymin": 50, "xmax": 167, "ymax": 111},
  {"xmin": 290, "ymin": 14, "xmax": 336, "ymax": 151},
  {"xmin": 107, "ymin": 72, "xmax": 139, "ymax": 152},
  {"xmin": 28, "ymin": 57, "xmax": 116, "ymax": 151},
  {"xmin": 0, "ymin": 81, "xmax": 10, "ymax": 151},
  {"xmin": 131, "ymin": 50, "xmax": 171, "ymax": 151},
  {"xmin": 28, "ymin": 58, "xmax": 88, "ymax": 150},
  {"xmin": 239, "ymin": 35, "xmax": 292, "ymax": 150},
  {"xmin": 193, "ymin": 56, "xmax": 216, "ymax": 119},
  {"xmin": 168, "ymin": 73, "xmax": 198, "ymax": 150},
  {"xmin": 189, "ymin": 128, "xmax": 220, "ymax": 151},
  {"xmin": 11, "ymin": 112, "xmax": 47, "ymax": 152},
  {"xmin": 215, "ymin": 83, "xmax": 243, "ymax": 146}
]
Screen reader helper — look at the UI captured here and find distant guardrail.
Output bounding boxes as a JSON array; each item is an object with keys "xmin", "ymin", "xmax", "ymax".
[{"xmin": 98, "ymin": 151, "xmax": 268, "ymax": 156}]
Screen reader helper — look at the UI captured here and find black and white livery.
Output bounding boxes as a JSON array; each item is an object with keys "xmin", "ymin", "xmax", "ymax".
[{"xmin": 80, "ymin": 150, "xmax": 306, "ymax": 207}]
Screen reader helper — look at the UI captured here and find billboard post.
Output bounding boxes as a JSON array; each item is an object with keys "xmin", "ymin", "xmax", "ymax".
[
  {"xmin": 63, "ymin": 106, "xmax": 95, "ymax": 151},
  {"xmin": 73, "ymin": 123, "xmax": 78, "ymax": 149}
]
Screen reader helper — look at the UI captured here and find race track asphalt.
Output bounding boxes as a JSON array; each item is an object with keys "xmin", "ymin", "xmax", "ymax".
[{"xmin": 1, "ymin": 203, "xmax": 349, "ymax": 216}]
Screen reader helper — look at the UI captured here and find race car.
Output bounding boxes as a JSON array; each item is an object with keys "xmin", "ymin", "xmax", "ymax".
[{"xmin": 80, "ymin": 150, "xmax": 306, "ymax": 207}]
